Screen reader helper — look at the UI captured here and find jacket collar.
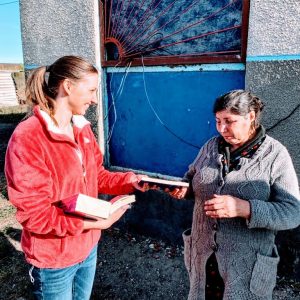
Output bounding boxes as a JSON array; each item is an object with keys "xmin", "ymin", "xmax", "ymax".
[{"xmin": 34, "ymin": 105, "xmax": 90, "ymax": 141}]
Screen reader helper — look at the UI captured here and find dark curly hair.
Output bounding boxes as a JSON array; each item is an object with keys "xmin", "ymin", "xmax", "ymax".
[{"xmin": 213, "ymin": 90, "xmax": 265, "ymax": 128}]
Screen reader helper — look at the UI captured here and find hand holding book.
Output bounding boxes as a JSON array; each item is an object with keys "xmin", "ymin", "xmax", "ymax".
[
  {"xmin": 61, "ymin": 194, "xmax": 136, "ymax": 220},
  {"xmin": 138, "ymin": 176, "xmax": 189, "ymax": 198},
  {"xmin": 168, "ymin": 187, "xmax": 189, "ymax": 199},
  {"xmin": 82, "ymin": 205, "xmax": 129, "ymax": 230}
]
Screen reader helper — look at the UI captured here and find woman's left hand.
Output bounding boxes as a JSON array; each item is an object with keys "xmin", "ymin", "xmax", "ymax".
[{"xmin": 204, "ymin": 194, "xmax": 250, "ymax": 219}]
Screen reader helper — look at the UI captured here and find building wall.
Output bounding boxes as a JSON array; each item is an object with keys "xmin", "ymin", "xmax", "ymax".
[
  {"xmin": 247, "ymin": 0, "xmax": 300, "ymax": 56},
  {"xmin": 246, "ymin": 0, "xmax": 300, "ymax": 177},
  {"xmin": 246, "ymin": 0, "xmax": 300, "ymax": 280},
  {"xmin": 20, "ymin": 1, "xmax": 300, "ymax": 173},
  {"xmin": 20, "ymin": 0, "xmax": 100, "ymax": 66},
  {"xmin": 20, "ymin": 0, "xmax": 104, "ymax": 146}
]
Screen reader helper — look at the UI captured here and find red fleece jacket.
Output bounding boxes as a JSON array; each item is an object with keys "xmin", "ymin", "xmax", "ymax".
[{"xmin": 5, "ymin": 106, "xmax": 137, "ymax": 268}]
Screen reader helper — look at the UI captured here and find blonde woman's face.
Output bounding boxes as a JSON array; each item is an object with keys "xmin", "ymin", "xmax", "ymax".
[
  {"xmin": 67, "ymin": 73, "xmax": 99, "ymax": 115},
  {"xmin": 215, "ymin": 109, "xmax": 256, "ymax": 150}
]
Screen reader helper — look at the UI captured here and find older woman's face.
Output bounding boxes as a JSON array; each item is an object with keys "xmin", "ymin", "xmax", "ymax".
[{"xmin": 215, "ymin": 110, "xmax": 256, "ymax": 150}]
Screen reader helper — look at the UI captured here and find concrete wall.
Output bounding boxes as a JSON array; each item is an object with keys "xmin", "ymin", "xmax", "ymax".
[
  {"xmin": 247, "ymin": 0, "xmax": 300, "ymax": 56},
  {"xmin": 246, "ymin": 0, "xmax": 300, "ymax": 280},
  {"xmin": 246, "ymin": 0, "xmax": 300, "ymax": 177},
  {"xmin": 20, "ymin": 0, "xmax": 104, "ymax": 146},
  {"xmin": 20, "ymin": 0, "xmax": 100, "ymax": 66},
  {"xmin": 246, "ymin": 61, "xmax": 300, "ymax": 177}
]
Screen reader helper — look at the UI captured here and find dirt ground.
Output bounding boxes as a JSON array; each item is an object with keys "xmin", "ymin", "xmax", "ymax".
[
  {"xmin": 1, "ymin": 188, "xmax": 300, "ymax": 300},
  {"xmin": 1, "ymin": 110, "xmax": 300, "ymax": 300}
]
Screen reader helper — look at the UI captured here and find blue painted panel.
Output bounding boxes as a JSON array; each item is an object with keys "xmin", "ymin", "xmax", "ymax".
[{"xmin": 106, "ymin": 70, "xmax": 245, "ymax": 176}]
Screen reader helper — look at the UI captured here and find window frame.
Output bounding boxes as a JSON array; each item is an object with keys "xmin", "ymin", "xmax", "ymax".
[{"xmin": 99, "ymin": 0, "xmax": 250, "ymax": 66}]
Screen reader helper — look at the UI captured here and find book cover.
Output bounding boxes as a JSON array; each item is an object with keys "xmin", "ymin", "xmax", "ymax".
[
  {"xmin": 61, "ymin": 194, "xmax": 136, "ymax": 220},
  {"xmin": 139, "ymin": 176, "xmax": 189, "ymax": 192}
]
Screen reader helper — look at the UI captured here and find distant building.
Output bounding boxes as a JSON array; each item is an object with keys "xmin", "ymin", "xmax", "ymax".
[{"xmin": 0, "ymin": 64, "xmax": 23, "ymax": 106}]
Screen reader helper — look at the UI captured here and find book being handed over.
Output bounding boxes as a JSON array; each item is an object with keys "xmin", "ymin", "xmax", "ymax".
[
  {"xmin": 61, "ymin": 194, "xmax": 136, "ymax": 220},
  {"xmin": 139, "ymin": 176, "xmax": 189, "ymax": 192}
]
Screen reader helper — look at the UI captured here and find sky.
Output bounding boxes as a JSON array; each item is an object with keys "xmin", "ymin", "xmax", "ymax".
[{"xmin": 0, "ymin": 0, "xmax": 23, "ymax": 63}]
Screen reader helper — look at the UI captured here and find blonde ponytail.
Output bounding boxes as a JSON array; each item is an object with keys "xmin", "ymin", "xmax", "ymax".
[
  {"xmin": 25, "ymin": 66, "xmax": 58, "ymax": 125},
  {"xmin": 25, "ymin": 56, "xmax": 98, "ymax": 126}
]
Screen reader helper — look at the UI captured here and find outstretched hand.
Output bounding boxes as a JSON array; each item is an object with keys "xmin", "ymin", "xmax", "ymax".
[
  {"xmin": 204, "ymin": 194, "xmax": 250, "ymax": 219},
  {"xmin": 131, "ymin": 175, "xmax": 148, "ymax": 192}
]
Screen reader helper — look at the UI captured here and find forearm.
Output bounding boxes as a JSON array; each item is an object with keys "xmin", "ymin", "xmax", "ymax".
[
  {"xmin": 98, "ymin": 169, "xmax": 139, "ymax": 195},
  {"xmin": 83, "ymin": 206, "xmax": 129, "ymax": 230},
  {"xmin": 17, "ymin": 205, "xmax": 84, "ymax": 237},
  {"xmin": 83, "ymin": 219, "xmax": 113, "ymax": 230},
  {"xmin": 247, "ymin": 199, "xmax": 300, "ymax": 230}
]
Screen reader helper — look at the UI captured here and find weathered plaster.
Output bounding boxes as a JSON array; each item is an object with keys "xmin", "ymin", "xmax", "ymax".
[
  {"xmin": 247, "ymin": 0, "xmax": 300, "ymax": 56},
  {"xmin": 20, "ymin": 0, "xmax": 105, "ymax": 151},
  {"xmin": 246, "ymin": 60, "xmax": 300, "ymax": 178},
  {"xmin": 20, "ymin": 0, "xmax": 98, "ymax": 65}
]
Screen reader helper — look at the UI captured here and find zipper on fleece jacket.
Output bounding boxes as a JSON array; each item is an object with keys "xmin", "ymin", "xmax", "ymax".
[{"xmin": 74, "ymin": 147, "xmax": 88, "ymax": 194}]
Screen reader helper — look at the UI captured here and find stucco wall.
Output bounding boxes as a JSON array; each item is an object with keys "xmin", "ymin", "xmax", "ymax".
[
  {"xmin": 247, "ymin": 0, "xmax": 300, "ymax": 56},
  {"xmin": 20, "ymin": 0, "xmax": 100, "ymax": 66},
  {"xmin": 246, "ymin": 0, "xmax": 300, "ymax": 177},
  {"xmin": 20, "ymin": 0, "xmax": 103, "ymax": 146},
  {"xmin": 246, "ymin": 0, "xmax": 300, "ymax": 280},
  {"xmin": 246, "ymin": 60, "xmax": 300, "ymax": 177}
]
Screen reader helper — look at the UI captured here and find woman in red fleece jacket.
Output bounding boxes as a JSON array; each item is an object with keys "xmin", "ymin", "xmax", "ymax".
[{"xmin": 5, "ymin": 55, "xmax": 144, "ymax": 300}]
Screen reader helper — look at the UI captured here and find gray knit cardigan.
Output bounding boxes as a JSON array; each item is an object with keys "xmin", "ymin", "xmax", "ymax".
[{"xmin": 183, "ymin": 135, "xmax": 300, "ymax": 300}]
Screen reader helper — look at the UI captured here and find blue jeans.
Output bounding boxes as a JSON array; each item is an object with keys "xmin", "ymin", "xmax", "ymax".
[{"xmin": 29, "ymin": 245, "xmax": 97, "ymax": 300}]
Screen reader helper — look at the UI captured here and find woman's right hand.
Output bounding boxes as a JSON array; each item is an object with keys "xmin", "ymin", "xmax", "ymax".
[{"xmin": 83, "ymin": 205, "xmax": 129, "ymax": 230}]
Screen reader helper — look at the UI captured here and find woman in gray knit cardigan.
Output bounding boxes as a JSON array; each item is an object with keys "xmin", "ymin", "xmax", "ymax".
[{"xmin": 179, "ymin": 90, "xmax": 300, "ymax": 300}]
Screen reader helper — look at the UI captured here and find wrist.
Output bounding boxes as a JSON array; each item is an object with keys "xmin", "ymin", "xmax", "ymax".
[{"xmin": 240, "ymin": 199, "xmax": 251, "ymax": 219}]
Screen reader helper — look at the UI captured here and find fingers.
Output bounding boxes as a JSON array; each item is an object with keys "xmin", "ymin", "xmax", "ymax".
[
  {"xmin": 137, "ymin": 174, "xmax": 147, "ymax": 181},
  {"xmin": 205, "ymin": 209, "xmax": 225, "ymax": 218},
  {"xmin": 132, "ymin": 181, "xmax": 146, "ymax": 192},
  {"xmin": 169, "ymin": 187, "xmax": 188, "ymax": 199},
  {"xmin": 204, "ymin": 197, "xmax": 224, "ymax": 207},
  {"xmin": 204, "ymin": 195, "xmax": 227, "ymax": 218},
  {"xmin": 204, "ymin": 195, "xmax": 242, "ymax": 219},
  {"xmin": 204, "ymin": 202, "xmax": 224, "ymax": 211}
]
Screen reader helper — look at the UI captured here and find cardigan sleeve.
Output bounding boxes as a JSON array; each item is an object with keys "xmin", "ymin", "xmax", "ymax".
[
  {"xmin": 92, "ymin": 137, "xmax": 139, "ymax": 195},
  {"xmin": 5, "ymin": 136, "xmax": 84, "ymax": 237},
  {"xmin": 247, "ymin": 146, "xmax": 300, "ymax": 230}
]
